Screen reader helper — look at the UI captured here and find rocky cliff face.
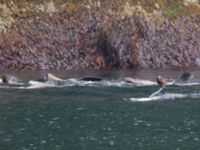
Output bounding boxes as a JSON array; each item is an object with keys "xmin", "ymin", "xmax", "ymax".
[{"xmin": 0, "ymin": 0, "xmax": 200, "ymax": 70}]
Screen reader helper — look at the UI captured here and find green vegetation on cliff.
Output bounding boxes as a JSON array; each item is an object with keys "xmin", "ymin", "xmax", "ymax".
[
  {"xmin": 0, "ymin": 0, "xmax": 199, "ymax": 32},
  {"xmin": 0, "ymin": 0, "xmax": 200, "ymax": 17}
]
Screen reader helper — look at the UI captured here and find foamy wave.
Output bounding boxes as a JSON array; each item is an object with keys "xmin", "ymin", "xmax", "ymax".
[
  {"xmin": 27, "ymin": 81, "xmax": 54, "ymax": 89},
  {"xmin": 130, "ymin": 93, "xmax": 187, "ymax": 102},
  {"xmin": 174, "ymin": 82, "xmax": 200, "ymax": 86},
  {"xmin": 129, "ymin": 92, "xmax": 200, "ymax": 102},
  {"xmin": 0, "ymin": 79, "xmax": 200, "ymax": 90}
]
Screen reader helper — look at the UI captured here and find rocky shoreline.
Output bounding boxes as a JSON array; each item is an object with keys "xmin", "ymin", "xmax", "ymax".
[{"xmin": 0, "ymin": 0, "xmax": 200, "ymax": 70}]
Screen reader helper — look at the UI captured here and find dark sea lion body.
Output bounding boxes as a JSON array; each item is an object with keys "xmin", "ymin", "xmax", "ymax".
[
  {"xmin": 79, "ymin": 76, "xmax": 103, "ymax": 82},
  {"xmin": 178, "ymin": 72, "xmax": 193, "ymax": 82}
]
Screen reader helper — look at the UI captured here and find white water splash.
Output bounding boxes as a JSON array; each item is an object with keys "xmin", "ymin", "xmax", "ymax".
[
  {"xmin": 130, "ymin": 93, "xmax": 187, "ymax": 102},
  {"xmin": 129, "ymin": 92, "xmax": 200, "ymax": 102},
  {"xmin": 27, "ymin": 81, "xmax": 54, "ymax": 89},
  {"xmin": 0, "ymin": 78, "xmax": 200, "ymax": 90},
  {"xmin": 149, "ymin": 87, "xmax": 164, "ymax": 98}
]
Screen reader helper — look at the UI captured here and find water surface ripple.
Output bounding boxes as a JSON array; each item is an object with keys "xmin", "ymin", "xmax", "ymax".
[{"xmin": 1, "ymin": 70, "xmax": 200, "ymax": 150}]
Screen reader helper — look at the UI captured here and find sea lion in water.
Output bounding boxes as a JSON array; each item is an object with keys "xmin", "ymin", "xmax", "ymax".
[
  {"xmin": 177, "ymin": 71, "xmax": 193, "ymax": 83},
  {"xmin": 123, "ymin": 77, "xmax": 155, "ymax": 86},
  {"xmin": 124, "ymin": 71, "xmax": 193, "ymax": 87},
  {"xmin": 1, "ymin": 75, "xmax": 19, "ymax": 84},
  {"xmin": 79, "ymin": 76, "xmax": 103, "ymax": 82},
  {"xmin": 157, "ymin": 71, "xmax": 193, "ymax": 86},
  {"xmin": 43, "ymin": 73, "xmax": 63, "ymax": 81},
  {"xmin": 2, "ymin": 75, "xmax": 8, "ymax": 83},
  {"xmin": 151, "ymin": 72, "xmax": 193, "ymax": 97},
  {"xmin": 156, "ymin": 75, "xmax": 167, "ymax": 87},
  {"xmin": 44, "ymin": 73, "xmax": 103, "ymax": 82},
  {"xmin": 156, "ymin": 72, "xmax": 193, "ymax": 87}
]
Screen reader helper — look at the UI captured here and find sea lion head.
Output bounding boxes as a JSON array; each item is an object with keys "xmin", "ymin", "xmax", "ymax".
[
  {"xmin": 179, "ymin": 72, "xmax": 193, "ymax": 83},
  {"xmin": 2, "ymin": 75, "xmax": 8, "ymax": 83},
  {"xmin": 156, "ymin": 75, "xmax": 166, "ymax": 87}
]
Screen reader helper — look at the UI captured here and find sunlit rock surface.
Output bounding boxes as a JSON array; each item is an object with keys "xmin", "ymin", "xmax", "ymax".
[{"xmin": 0, "ymin": 0, "xmax": 199, "ymax": 70}]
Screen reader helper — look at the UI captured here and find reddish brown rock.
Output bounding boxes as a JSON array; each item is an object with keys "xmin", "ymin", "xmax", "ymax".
[{"xmin": 0, "ymin": 4, "xmax": 199, "ymax": 70}]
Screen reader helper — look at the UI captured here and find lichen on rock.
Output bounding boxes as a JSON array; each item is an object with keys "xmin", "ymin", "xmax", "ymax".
[{"xmin": 0, "ymin": 4, "xmax": 14, "ymax": 32}]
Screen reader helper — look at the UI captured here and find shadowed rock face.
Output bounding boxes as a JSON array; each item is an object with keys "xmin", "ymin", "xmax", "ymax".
[{"xmin": 0, "ymin": 1, "xmax": 199, "ymax": 70}]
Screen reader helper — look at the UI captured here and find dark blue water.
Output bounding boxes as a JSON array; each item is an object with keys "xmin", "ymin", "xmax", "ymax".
[{"xmin": 1, "ymin": 70, "xmax": 200, "ymax": 150}]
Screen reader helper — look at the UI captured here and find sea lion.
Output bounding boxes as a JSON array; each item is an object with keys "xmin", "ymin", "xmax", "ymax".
[
  {"xmin": 177, "ymin": 71, "xmax": 193, "ymax": 83},
  {"xmin": 44, "ymin": 73, "xmax": 63, "ymax": 81},
  {"xmin": 43, "ymin": 73, "xmax": 103, "ymax": 82},
  {"xmin": 156, "ymin": 72, "xmax": 193, "ymax": 87},
  {"xmin": 124, "ymin": 71, "xmax": 193, "ymax": 87},
  {"xmin": 151, "ymin": 72, "xmax": 193, "ymax": 97},
  {"xmin": 1, "ymin": 75, "xmax": 19, "ymax": 84},
  {"xmin": 1, "ymin": 75, "xmax": 8, "ymax": 83},
  {"xmin": 79, "ymin": 76, "xmax": 103, "ymax": 82},
  {"xmin": 156, "ymin": 75, "xmax": 167, "ymax": 87},
  {"xmin": 123, "ymin": 77, "xmax": 155, "ymax": 86}
]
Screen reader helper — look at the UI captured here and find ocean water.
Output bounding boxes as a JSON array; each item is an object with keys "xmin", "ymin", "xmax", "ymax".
[{"xmin": 1, "ymin": 69, "xmax": 200, "ymax": 150}]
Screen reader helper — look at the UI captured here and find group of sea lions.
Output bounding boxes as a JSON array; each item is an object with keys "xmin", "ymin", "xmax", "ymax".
[
  {"xmin": 44, "ymin": 73, "xmax": 103, "ymax": 82},
  {"xmin": 155, "ymin": 71, "xmax": 193, "ymax": 87},
  {"xmin": 0, "ymin": 71, "xmax": 193, "ymax": 88},
  {"xmin": 124, "ymin": 71, "xmax": 193, "ymax": 87}
]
